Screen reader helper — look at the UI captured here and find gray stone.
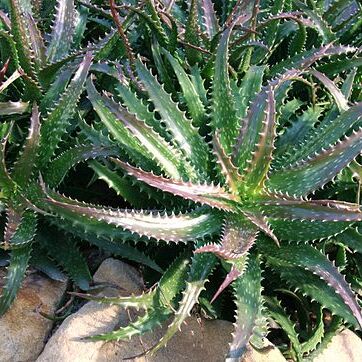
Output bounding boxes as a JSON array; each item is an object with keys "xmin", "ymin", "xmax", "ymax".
[
  {"xmin": 36, "ymin": 258, "xmax": 143, "ymax": 362},
  {"xmin": 36, "ymin": 258, "xmax": 287, "ymax": 362},
  {"xmin": 0, "ymin": 270, "xmax": 67, "ymax": 362},
  {"xmin": 314, "ymin": 329, "xmax": 362, "ymax": 362}
]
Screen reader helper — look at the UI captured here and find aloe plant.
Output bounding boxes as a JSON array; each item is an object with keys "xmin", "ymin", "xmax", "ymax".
[
  {"xmin": 0, "ymin": 0, "xmax": 166, "ymax": 315},
  {"xmin": 1, "ymin": 1, "xmax": 362, "ymax": 360},
  {"xmin": 31, "ymin": 12, "xmax": 362, "ymax": 362}
]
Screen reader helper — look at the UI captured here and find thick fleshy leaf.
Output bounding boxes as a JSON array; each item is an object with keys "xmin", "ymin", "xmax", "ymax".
[
  {"xmin": 0, "ymin": 101, "xmax": 29, "ymax": 115},
  {"xmin": 38, "ymin": 51, "xmax": 92, "ymax": 164},
  {"xmin": 44, "ymin": 144, "xmax": 118, "ymax": 187},
  {"xmin": 238, "ymin": 88, "xmax": 276, "ymax": 191},
  {"xmin": 228, "ymin": 257, "xmax": 267, "ymax": 360},
  {"xmin": 9, "ymin": 0, "xmax": 44, "ymax": 80},
  {"xmin": 212, "ymin": 132, "xmax": 240, "ymax": 194},
  {"xmin": 37, "ymin": 227, "xmax": 91, "ymax": 290},
  {"xmin": 148, "ymin": 250, "xmax": 217, "ymax": 355},
  {"xmin": 199, "ymin": 0, "xmax": 219, "ymax": 39},
  {"xmin": 196, "ymin": 213, "xmax": 258, "ymax": 259},
  {"xmin": 264, "ymin": 297, "xmax": 302, "ymax": 360},
  {"xmin": 135, "ymin": 59, "xmax": 209, "ymax": 178},
  {"xmin": 293, "ymin": 0, "xmax": 335, "ymax": 43},
  {"xmin": 12, "ymin": 103, "xmax": 40, "ymax": 187},
  {"xmin": 256, "ymin": 196, "xmax": 362, "ymax": 222},
  {"xmin": 4, "ymin": 210, "xmax": 37, "ymax": 248},
  {"xmin": 87, "ymin": 253, "xmax": 190, "ymax": 341},
  {"xmin": 231, "ymin": 65, "xmax": 266, "ymax": 124},
  {"xmin": 42, "ymin": 189, "xmax": 222, "ymax": 242},
  {"xmin": 163, "ymin": 50, "xmax": 206, "ymax": 127},
  {"xmin": 310, "ymin": 69, "xmax": 349, "ymax": 112},
  {"xmin": 270, "ymin": 219, "xmax": 350, "ymax": 241},
  {"xmin": 86, "ymin": 77, "xmax": 194, "ymax": 180},
  {"xmin": 274, "ymin": 103, "xmax": 362, "ymax": 169},
  {"xmin": 267, "ymin": 127, "xmax": 362, "ymax": 196},
  {"xmin": 336, "ymin": 228, "xmax": 362, "ymax": 254},
  {"xmin": 88, "ymin": 160, "xmax": 149, "ymax": 209},
  {"xmin": 46, "ymin": 0, "xmax": 76, "ymax": 62},
  {"xmin": 259, "ymin": 238, "xmax": 362, "ymax": 328},
  {"xmin": 0, "ymin": 123, "xmax": 17, "ymax": 193},
  {"xmin": 0, "ymin": 243, "xmax": 32, "ymax": 316},
  {"xmin": 112, "ymin": 158, "xmax": 238, "ymax": 211},
  {"xmin": 212, "ymin": 17, "xmax": 245, "ymax": 154}
]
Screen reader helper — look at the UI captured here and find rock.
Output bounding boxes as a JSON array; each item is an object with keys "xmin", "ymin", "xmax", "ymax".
[
  {"xmin": 37, "ymin": 258, "xmax": 286, "ymax": 362},
  {"xmin": 240, "ymin": 340, "xmax": 286, "ymax": 362},
  {"xmin": 36, "ymin": 258, "xmax": 144, "ymax": 362},
  {"xmin": 99, "ymin": 318, "xmax": 233, "ymax": 362},
  {"xmin": 314, "ymin": 329, "xmax": 362, "ymax": 362},
  {"xmin": 0, "ymin": 270, "xmax": 67, "ymax": 362}
]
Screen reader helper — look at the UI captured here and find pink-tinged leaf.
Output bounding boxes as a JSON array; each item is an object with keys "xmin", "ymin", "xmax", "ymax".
[
  {"xmin": 239, "ymin": 88, "xmax": 276, "ymax": 191},
  {"xmin": 24, "ymin": 12, "xmax": 46, "ymax": 67},
  {"xmin": 212, "ymin": 132, "xmax": 241, "ymax": 194},
  {"xmin": 212, "ymin": 14, "xmax": 250, "ymax": 154},
  {"xmin": 195, "ymin": 213, "xmax": 258, "ymax": 259},
  {"xmin": 42, "ymin": 189, "xmax": 222, "ymax": 242},
  {"xmin": 267, "ymin": 127, "xmax": 362, "ymax": 196},
  {"xmin": 12, "ymin": 103, "xmax": 40, "ymax": 187},
  {"xmin": 243, "ymin": 211, "xmax": 279, "ymax": 246},
  {"xmin": 3, "ymin": 208, "xmax": 22, "ymax": 249},
  {"xmin": 86, "ymin": 77, "xmax": 194, "ymax": 180},
  {"xmin": 259, "ymin": 238, "xmax": 362, "ymax": 329},
  {"xmin": 233, "ymin": 68, "xmax": 302, "ymax": 185},
  {"xmin": 211, "ymin": 265, "xmax": 240, "ymax": 303},
  {"xmin": 256, "ymin": 195, "xmax": 362, "ymax": 222},
  {"xmin": 200, "ymin": 0, "xmax": 219, "ymax": 39},
  {"xmin": 0, "ymin": 122, "xmax": 16, "ymax": 192},
  {"xmin": 46, "ymin": 0, "xmax": 76, "ymax": 63},
  {"xmin": 310, "ymin": 69, "xmax": 349, "ymax": 111},
  {"xmin": 0, "ymin": 59, "xmax": 9, "ymax": 85},
  {"xmin": 111, "ymin": 158, "xmax": 238, "ymax": 211}
]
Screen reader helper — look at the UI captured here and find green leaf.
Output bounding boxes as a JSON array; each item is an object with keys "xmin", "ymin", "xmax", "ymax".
[
  {"xmin": 293, "ymin": 0, "xmax": 335, "ymax": 43},
  {"xmin": 163, "ymin": 50, "xmax": 206, "ymax": 127},
  {"xmin": 9, "ymin": 0, "xmax": 45, "ymax": 78},
  {"xmin": 265, "ymin": 297, "xmax": 302, "ymax": 361},
  {"xmin": 148, "ymin": 250, "xmax": 217, "ymax": 355},
  {"xmin": 44, "ymin": 144, "xmax": 117, "ymax": 188},
  {"xmin": 0, "ymin": 243, "xmax": 32, "ymax": 316},
  {"xmin": 38, "ymin": 51, "xmax": 92, "ymax": 164},
  {"xmin": 270, "ymin": 219, "xmax": 350, "ymax": 241},
  {"xmin": 256, "ymin": 196, "xmax": 362, "ymax": 222},
  {"xmin": 259, "ymin": 238, "xmax": 362, "ymax": 329},
  {"xmin": 184, "ymin": 0, "xmax": 202, "ymax": 65},
  {"xmin": 336, "ymin": 228, "xmax": 362, "ymax": 254},
  {"xmin": 135, "ymin": 59, "xmax": 210, "ymax": 178},
  {"xmin": 83, "ymin": 235, "xmax": 162, "ymax": 273},
  {"xmin": 86, "ymin": 77, "xmax": 194, "ymax": 180},
  {"xmin": 12, "ymin": 103, "xmax": 40, "ymax": 187},
  {"xmin": 42, "ymin": 188, "xmax": 223, "ymax": 242},
  {"xmin": 267, "ymin": 127, "xmax": 362, "ymax": 196},
  {"xmin": 88, "ymin": 160, "xmax": 148, "ymax": 209},
  {"xmin": 228, "ymin": 257, "xmax": 268, "ymax": 359},
  {"xmin": 46, "ymin": 0, "xmax": 76, "ymax": 63},
  {"xmin": 112, "ymin": 158, "xmax": 238, "ymax": 211},
  {"xmin": 274, "ymin": 103, "xmax": 362, "ymax": 169},
  {"xmin": 37, "ymin": 226, "xmax": 91, "ymax": 290},
  {"xmin": 212, "ymin": 23, "xmax": 238, "ymax": 154}
]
